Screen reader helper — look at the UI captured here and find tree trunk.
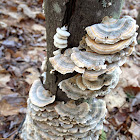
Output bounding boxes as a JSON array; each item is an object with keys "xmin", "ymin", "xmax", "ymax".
[
  {"xmin": 137, "ymin": 9, "xmax": 140, "ymax": 37},
  {"xmin": 44, "ymin": 0, "xmax": 124, "ymax": 101},
  {"xmin": 20, "ymin": 1, "xmax": 127, "ymax": 140}
]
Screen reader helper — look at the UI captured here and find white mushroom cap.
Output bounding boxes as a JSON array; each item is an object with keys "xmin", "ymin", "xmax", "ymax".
[
  {"xmin": 56, "ymin": 26, "xmax": 70, "ymax": 38},
  {"xmin": 53, "ymin": 26, "xmax": 70, "ymax": 49},
  {"xmin": 53, "ymin": 49, "xmax": 62, "ymax": 56},
  {"xmin": 85, "ymin": 16, "xmax": 137, "ymax": 44},
  {"xmin": 29, "ymin": 79, "xmax": 55, "ymax": 107}
]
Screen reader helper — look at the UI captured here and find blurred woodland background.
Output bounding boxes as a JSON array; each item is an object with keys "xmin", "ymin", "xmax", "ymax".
[{"xmin": 0, "ymin": 0, "xmax": 140, "ymax": 140}]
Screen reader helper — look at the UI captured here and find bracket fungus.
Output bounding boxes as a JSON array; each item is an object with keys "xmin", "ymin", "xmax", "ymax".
[
  {"xmin": 49, "ymin": 53, "xmax": 85, "ymax": 74},
  {"xmin": 29, "ymin": 79, "xmax": 55, "ymax": 107},
  {"xmin": 85, "ymin": 33, "xmax": 137, "ymax": 54},
  {"xmin": 85, "ymin": 16, "xmax": 138, "ymax": 44},
  {"xmin": 21, "ymin": 99, "xmax": 106, "ymax": 140},
  {"xmin": 59, "ymin": 68, "xmax": 120, "ymax": 100},
  {"xmin": 54, "ymin": 26, "xmax": 70, "ymax": 49},
  {"xmin": 21, "ymin": 15, "xmax": 138, "ymax": 140}
]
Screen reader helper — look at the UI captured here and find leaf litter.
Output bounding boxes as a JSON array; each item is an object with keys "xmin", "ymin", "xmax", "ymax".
[
  {"xmin": 0, "ymin": 0, "xmax": 46, "ymax": 139},
  {"xmin": 0, "ymin": 0, "xmax": 140, "ymax": 140}
]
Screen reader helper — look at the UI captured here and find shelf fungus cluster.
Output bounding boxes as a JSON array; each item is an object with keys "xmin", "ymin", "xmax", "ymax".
[
  {"xmin": 21, "ymin": 16, "xmax": 138, "ymax": 140},
  {"xmin": 21, "ymin": 98, "xmax": 106, "ymax": 140}
]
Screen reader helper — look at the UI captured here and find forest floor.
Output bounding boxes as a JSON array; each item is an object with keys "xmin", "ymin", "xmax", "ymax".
[{"xmin": 0, "ymin": 0, "xmax": 140, "ymax": 140}]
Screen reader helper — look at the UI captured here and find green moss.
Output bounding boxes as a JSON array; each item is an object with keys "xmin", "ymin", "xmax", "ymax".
[
  {"xmin": 99, "ymin": 130, "xmax": 107, "ymax": 140},
  {"xmin": 112, "ymin": 0, "xmax": 124, "ymax": 19}
]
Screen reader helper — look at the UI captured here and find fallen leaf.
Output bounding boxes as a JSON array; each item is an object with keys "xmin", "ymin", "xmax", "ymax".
[
  {"xmin": 32, "ymin": 24, "xmax": 46, "ymax": 31},
  {"xmin": 0, "ymin": 46, "xmax": 4, "ymax": 58},
  {"xmin": 120, "ymin": 59, "xmax": 140, "ymax": 87},
  {"xmin": 130, "ymin": 92, "xmax": 140, "ymax": 111},
  {"xmin": 104, "ymin": 86, "xmax": 127, "ymax": 112},
  {"xmin": 25, "ymin": 67, "xmax": 40, "ymax": 85},
  {"xmin": 0, "ymin": 94, "xmax": 26, "ymax": 116},
  {"xmin": 129, "ymin": 122, "xmax": 140, "ymax": 139},
  {"xmin": 18, "ymin": 4, "xmax": 41, "ymax": 19},
  {"xmin": 0, "ymin": 73, "xmax": 11, "ymax": 87},
  {"xmin": 130, "ymin": 110, "xmax": 140, "ymax": 124},
  {"xmin": 115, "ymin": 111, "xmax": 127, "ymax": 125}
]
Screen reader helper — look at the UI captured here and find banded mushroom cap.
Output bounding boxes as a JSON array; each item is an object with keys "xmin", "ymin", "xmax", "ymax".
[
  {"xmin": 71, "ymin": 47, "xmax": 106, "ymax": 70},
  {"xmin": 28, "ymin": 99, "xmax": 56, "ymax": 112},
  {"xmin": 71, "ymin": 47, "xmax": 128, "ymax": 71},
  {"xmin": 85, "ymin": 33, "xmax": 137, "ymax": 54},
  {"xmin": 58, "ymin": 71, "xmax": 120, "ymax": 100},
  {"xmin": 89, "ymin": 99, "xmax": 106, "ymax": 124},
  {"xmin": 85, "ymin": 44, "xmax": 136, "ymax": 59},
  {"xmin": 49, "ymin": 53, "xmax": 85, "ymax": 74},
  {"xmin": 82, "ymin": 70, "xmax": 117, "ymax": 91},
  {"xmin": 28, "ymin": 103, "xmax": 59, "ymax": 122},
  {"xmin": 49, "ymin": 54, "xmax": 75, "ymax": 74},
  {"xmin": 58, "ymin": 76, "xmax": 94, "ymax": 100},
  {"xmin": 53, "ymin": 26, "xmax": 70, "ymax": 49},
  {"xmin": 29, "ymin": 79, "xmax": 55, "ymax": 107},
  {"xmin": 85, "ymin": 16, "xmax": 137, "ymax": 44},
  {"xmin": 55, "ymin": 100, "xmax": 90, "ymax": 119},
  {"xmin": 76, "ymin": 73, "xmax": 116, "ymax": 91},
  {"xmin": 55, "ymin": 99, "xmax": 106, "ymax": 125},
  {"xmin": 125, "ymin": 45, "xmax": 135, "ymax": 56},
  {"xmin": 76, "ymin": 75, "xmax": 87, "ymax": 91},
  {"xmin": 82, "ymin": 61, "xmax": 123, "ymax": 81}
]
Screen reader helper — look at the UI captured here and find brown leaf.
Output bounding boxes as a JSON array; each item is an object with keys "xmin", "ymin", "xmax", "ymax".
[
  {"xmin": 104, "ymin": 86, "xmax": 127, "ymax": 112},
  {"xmin": 25, "ymin": 67, "xmax": 40, "ymax": 85},
  {"xmin": 129, "ymin": 122, "xmax": 140, "ymax": 139},
  {"xmin": 0, "ymin": 73, "xmax": 11, "ymax": 87},
  {"xmin": 130, "ymin": 110, "xmax": 140, "ymax": 124},
  {"xmin": 0, "ymin": 94, "xmax": 26, "ymax": 116},
  {"xmin": 115, "ymin": 111, "xmax": 127, "ymax": 125},
  {"xmin": 120, "ymin": 59, "xmax": 140, "ymax": 87}
]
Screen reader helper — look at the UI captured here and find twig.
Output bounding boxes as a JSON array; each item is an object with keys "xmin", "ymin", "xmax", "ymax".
[
  {"xmin": 106, "ymin": 101, "xmax": 127, "ymax": 121},
  {"xmin": 110, "ymin": 125, "xmax": 123, "ymax": 140},
  {"xmin": 0, "ymin": 138, "xmax": 10, "ymax": 140},
  {"xmin": 12, "ymin": 116, "xmax": 26, "ymax": 140}
]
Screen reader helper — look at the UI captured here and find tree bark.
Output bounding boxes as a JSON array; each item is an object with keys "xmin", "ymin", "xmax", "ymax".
[
  {"xmin": 137, "ymin": 9, "xmax": 140, "ymax": 37},
  {"xmin": 44, "ymin": 0, "xmax": 124, "ymax": 101}
]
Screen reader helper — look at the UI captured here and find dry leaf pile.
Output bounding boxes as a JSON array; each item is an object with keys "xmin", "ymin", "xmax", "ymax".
[
  {"xmin": 0, "ymin": 0, "xmax": 46, "ymax": 139},
  {"xmin": 0, "ymin": 0, "xmax": 140, "ymax": 140}
]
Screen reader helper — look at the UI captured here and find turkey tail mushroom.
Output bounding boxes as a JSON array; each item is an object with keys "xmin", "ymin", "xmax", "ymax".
[
  {"xmin": 21, "ymin": 15, "xmax": 138, "ymax": 140},
  {"xmin": 85, "ymin": 33, "xmax": 137, "ymax": 54},
  {"xmin": 29, "ymin": 79, "xmax": 55, "ymax": 107},
  {"xmin": 85, "ymin": 16, "xmax": 138, "ymax": 44},
  {"xmin": 59, "ymin": 69, "xmax": 120, "ymax": 100}
]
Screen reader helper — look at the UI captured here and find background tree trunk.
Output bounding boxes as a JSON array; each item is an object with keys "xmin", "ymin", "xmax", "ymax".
[
  {"xmin": 44, "ymin": 0, "xmax": 124, "ymax": 101},
  {"xmin": 137, "ymin": 9, "xmax": 140, "ymax": 37}
]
